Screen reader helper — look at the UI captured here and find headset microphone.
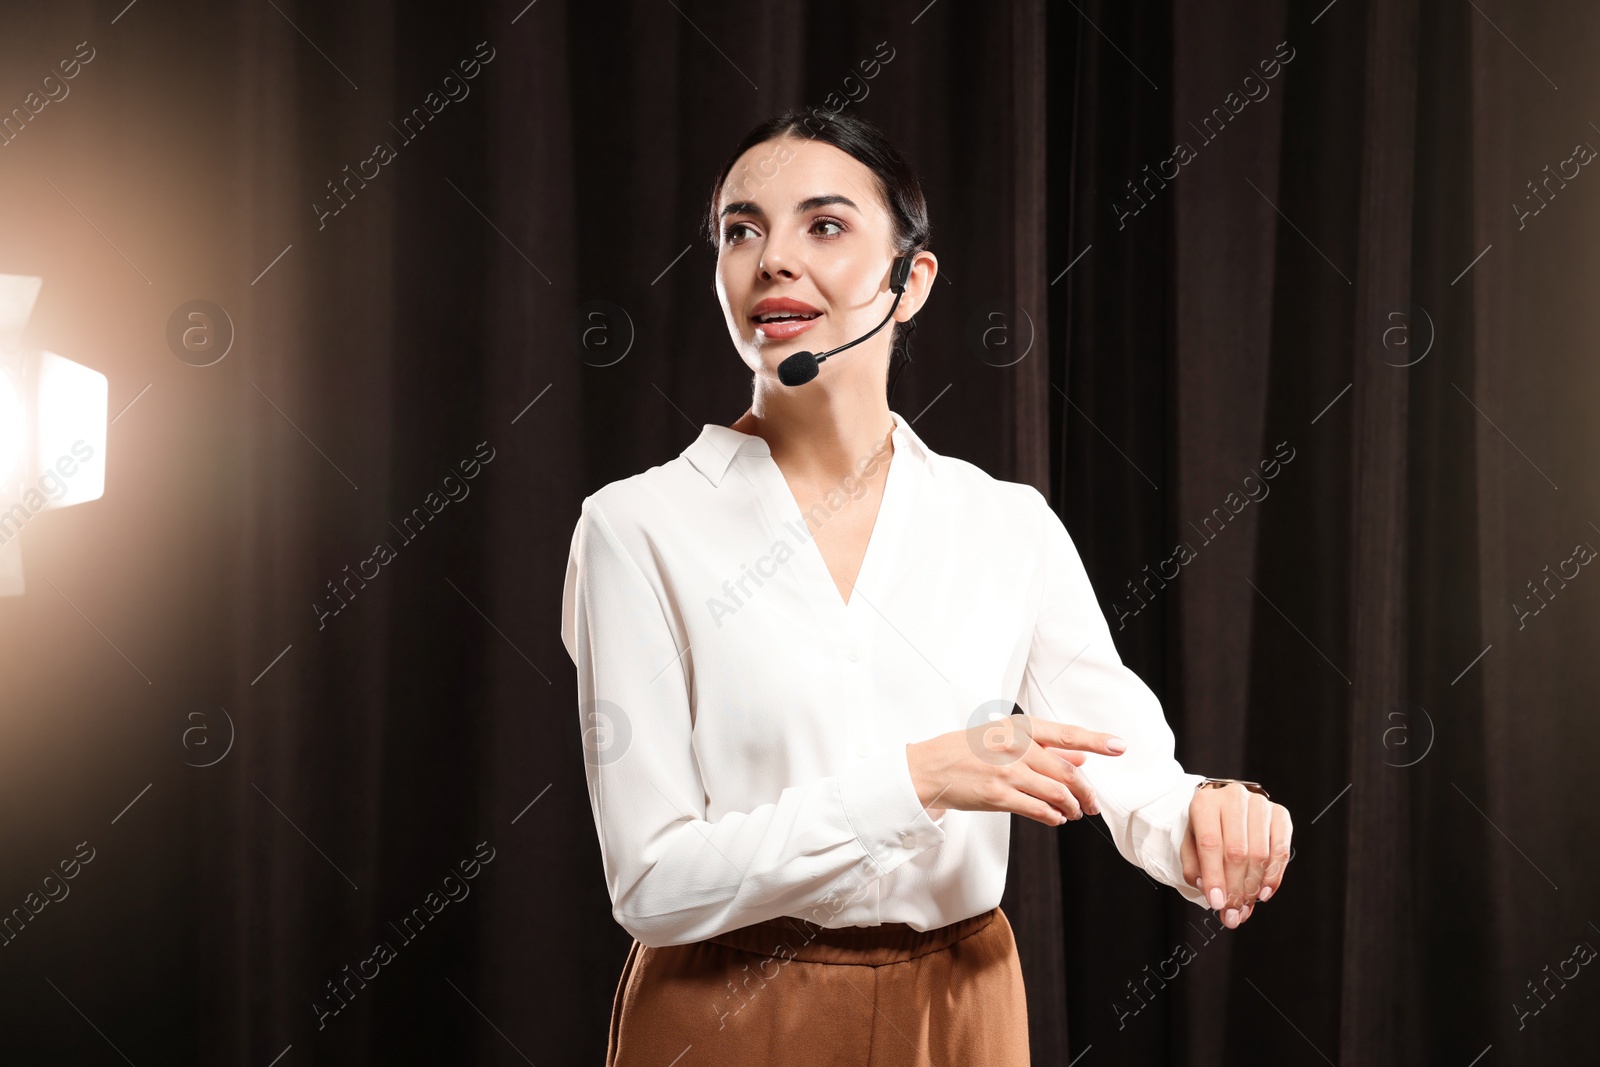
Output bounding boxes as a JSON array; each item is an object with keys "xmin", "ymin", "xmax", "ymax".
[{"xmin": 777, "ymin": 255, "xmax": 914, "ymax": 387}]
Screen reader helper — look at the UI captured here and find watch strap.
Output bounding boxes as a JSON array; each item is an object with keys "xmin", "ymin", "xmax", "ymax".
[{"xmin": 1196, "ymin": 777, "xmax": 1271, "ymax": 799}]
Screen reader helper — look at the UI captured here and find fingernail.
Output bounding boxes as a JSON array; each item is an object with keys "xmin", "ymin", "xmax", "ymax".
[
  {"xmin": 1208, "ymin": 887, "xmax": 1224, "ymax": 910},
  {"xmin": 1105, "ymin": 736, "xmax": 1127, "ymax": 754},
  {"xmin": 1259, "ymin": 885, "xmax": 1273, "ymax": 901},
  {"xmin": 1224, "ymin": 908, "xmax": 1239, "ymax": 928}
]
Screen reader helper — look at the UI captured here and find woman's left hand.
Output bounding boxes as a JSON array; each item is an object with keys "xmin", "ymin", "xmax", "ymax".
[{"xmin": 1179, "ymin": 782, "xmax": 1292, "ymax": 929}]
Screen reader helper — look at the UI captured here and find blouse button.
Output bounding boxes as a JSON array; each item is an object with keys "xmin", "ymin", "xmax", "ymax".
[{"xmin": 847, "ymin": 648, "xmax": 860, "ymax": 662}]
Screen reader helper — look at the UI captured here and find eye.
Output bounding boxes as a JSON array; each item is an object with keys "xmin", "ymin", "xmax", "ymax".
[{"xmin": 723, "ymin": 216, "xmax": 846, "ymax": 244}]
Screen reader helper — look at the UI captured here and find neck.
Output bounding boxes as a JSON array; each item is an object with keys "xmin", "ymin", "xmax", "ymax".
[{"xmin": 731, "ymin": 392, "xmax": 895, "ymax": 487}]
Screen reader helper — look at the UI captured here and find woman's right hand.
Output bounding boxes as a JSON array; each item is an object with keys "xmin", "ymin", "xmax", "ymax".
[{"xmin": 904, "ymin": 713, "xmax": 1126, "ymax": 826}]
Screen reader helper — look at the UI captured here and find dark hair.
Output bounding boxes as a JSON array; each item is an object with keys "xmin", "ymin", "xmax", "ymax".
[{"xmin": 702, "ymin": 108, "xmax": 930, "ymax": 389}]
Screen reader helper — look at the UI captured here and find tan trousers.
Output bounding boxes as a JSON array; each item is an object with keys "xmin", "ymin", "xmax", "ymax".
[{"xmin": 605, "ymin": 906, "xmax": 1030, "ymax": 1067}]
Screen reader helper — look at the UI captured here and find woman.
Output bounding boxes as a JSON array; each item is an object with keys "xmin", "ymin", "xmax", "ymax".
[{"xmin": 560, "ymin": 108, "xmax": 1293, "ymax": 1066}]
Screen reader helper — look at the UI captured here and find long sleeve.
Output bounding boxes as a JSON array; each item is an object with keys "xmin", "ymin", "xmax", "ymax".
[
  {"xmin": 1016, "ymin": 486, "xmax": 1208, "ymax": 909},
  {"xmin": 560, "ymin": 497, "xmax": 949, "ymax": 948}
]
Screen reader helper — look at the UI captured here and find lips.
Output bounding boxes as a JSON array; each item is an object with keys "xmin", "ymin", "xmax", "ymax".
[{"xmin": 750, "ymin": 297, "xmax": 823, "ymax": 341}]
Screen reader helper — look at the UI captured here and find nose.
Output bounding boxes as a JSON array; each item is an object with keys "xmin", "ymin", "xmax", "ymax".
[
  {"xmin": 758, "ymin": 236, "xmax": 802, "ymax": 282},
  {"xmin": 758, "ymin": 257, "xmax": 798, "ymax": 282}
]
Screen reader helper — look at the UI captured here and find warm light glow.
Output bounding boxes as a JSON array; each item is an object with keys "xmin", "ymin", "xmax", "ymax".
[
  {"xmin": 0, "ymin": 275, "xmax": 110, "ymax": 597},
  {"xmin": 0, "ymin": 368, "xmax": 24, "ymax": 487},
  {"xmin": 34, "ymin": 351, "xmax": 107, "ymax": 508}
]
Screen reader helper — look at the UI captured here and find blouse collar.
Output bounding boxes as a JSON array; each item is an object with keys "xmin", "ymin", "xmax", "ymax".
[{"xmin": 682, "ymin": 409, "xmax": 937, "ymax": 488}]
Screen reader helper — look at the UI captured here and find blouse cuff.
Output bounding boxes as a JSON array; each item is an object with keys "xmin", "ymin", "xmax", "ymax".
[
  {"xmin": 1143, "ymin": 773, "xmax": 1210, "ymax": 908},
  {"xmin": 837, "ymin": 743, "xmax": 949, "ymax": 878}
]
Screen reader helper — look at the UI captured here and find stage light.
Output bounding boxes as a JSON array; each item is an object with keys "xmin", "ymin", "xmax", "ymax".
[
  {"xmin": 0, "ymin": 274, "xmax": 108, "ymax": 597},
  {"xmin": 0, "ymin": 369, "xmax": 23, "ymax": 485}
]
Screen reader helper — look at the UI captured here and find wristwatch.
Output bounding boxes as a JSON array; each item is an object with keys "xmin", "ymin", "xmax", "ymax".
[{"xmin": 1196, "ymin": 777, "xmax": 1271, "ymax": 799}]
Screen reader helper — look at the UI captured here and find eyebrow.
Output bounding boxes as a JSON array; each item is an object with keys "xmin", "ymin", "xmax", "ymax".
[{"xmin": 719, "ymin": 194, "xmax": 860, "ymax": 221}]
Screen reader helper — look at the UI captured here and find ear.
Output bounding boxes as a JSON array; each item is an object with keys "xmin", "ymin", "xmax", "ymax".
[{"xmin": 896, "ymin": 250, "xmax": 938, "ymax": 321}]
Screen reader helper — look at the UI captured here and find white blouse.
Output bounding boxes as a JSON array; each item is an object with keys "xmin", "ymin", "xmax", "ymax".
[{"xmin": 560, "ymin": 409, "xmax": 1208, "ymax": 949}]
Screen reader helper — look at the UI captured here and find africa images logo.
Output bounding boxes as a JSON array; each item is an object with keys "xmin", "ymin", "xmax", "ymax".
[{"xmin": 0, "ymin": 440, "xmax": 98, "ymax": 546}]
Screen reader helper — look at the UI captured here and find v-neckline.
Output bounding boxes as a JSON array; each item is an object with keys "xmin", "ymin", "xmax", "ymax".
[{"xmin": 753, "ymin": 424, "xmax": 906, "ymax": 614}]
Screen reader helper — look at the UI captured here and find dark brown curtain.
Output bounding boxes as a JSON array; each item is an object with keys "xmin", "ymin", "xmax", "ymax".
[
  {"xmin": 1054, "ymin": 0, "xmax": 1598, "ymax": 1064},
  {"xmin": 1, "ymin": 1, "xmax": 1595, "ymax": 1065}
]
